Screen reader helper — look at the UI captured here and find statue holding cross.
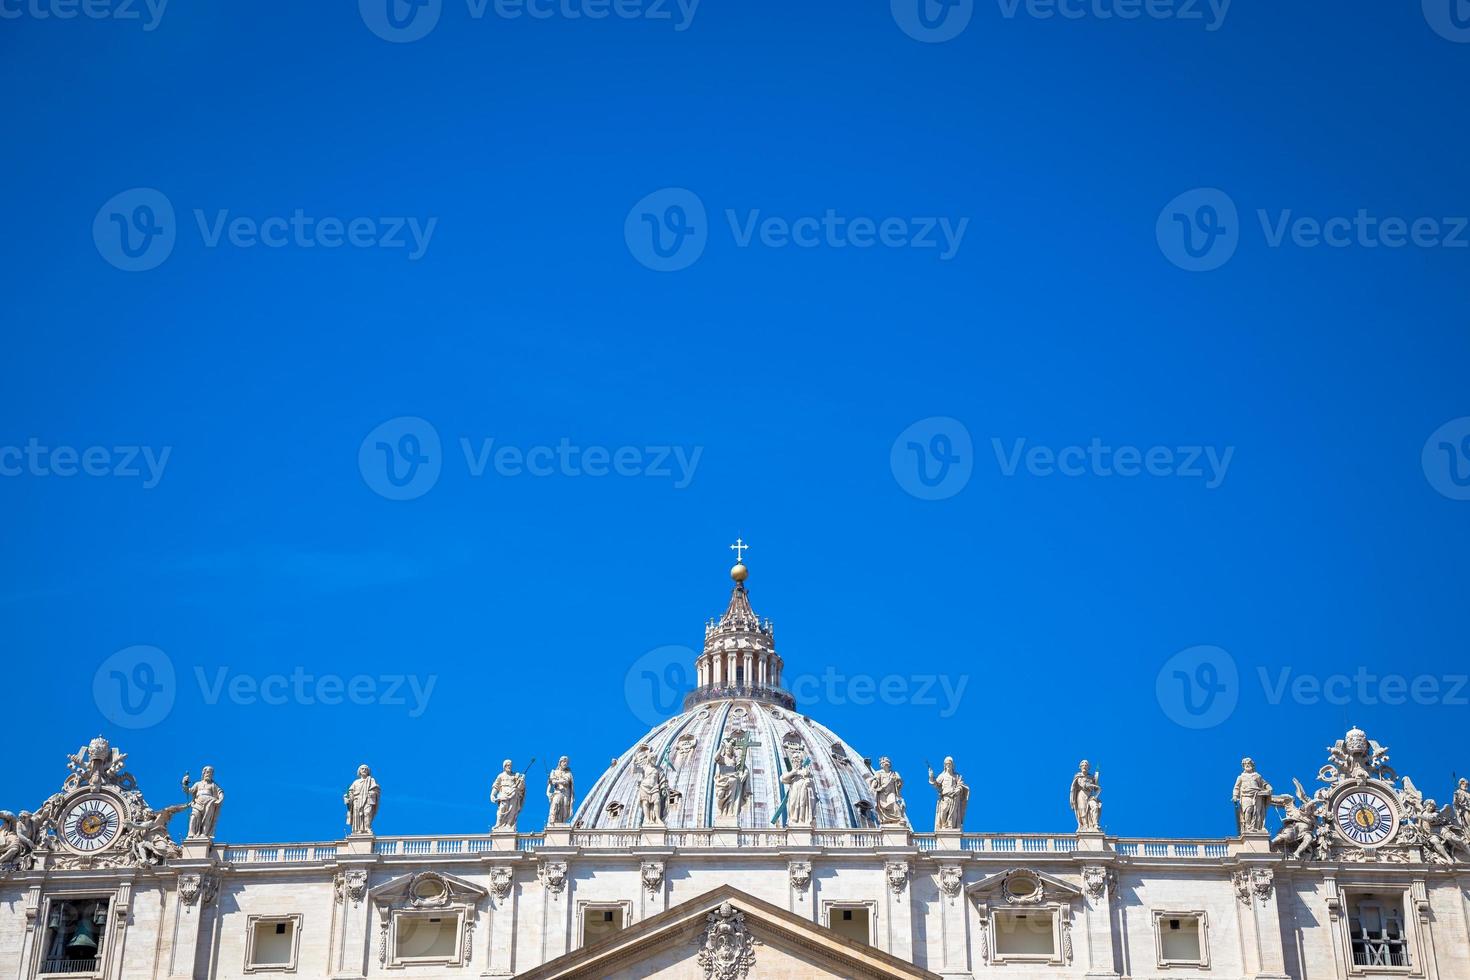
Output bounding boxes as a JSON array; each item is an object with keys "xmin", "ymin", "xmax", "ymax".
[{"xmin": 714, "ymin": 730, "xmax": 759, "ymax": 821}]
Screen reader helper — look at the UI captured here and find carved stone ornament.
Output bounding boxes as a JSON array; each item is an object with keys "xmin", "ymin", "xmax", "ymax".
[
  {"xmin": 1001, "ymin": 868, "xmax": 1045, "ymax": 905},
  {"xmin": 937, "ymin": 866, "xmax": 963, "ymax": 901},
  {"xmin": 1082, "ymin": 865, "xmax": 1115, "ymax": 900},
  {"xmin": 335, "ymin": 869, "xmax": 368, "ymax": 906},
  {"xmin": 1233, "ymin": 868, "xmax": 1274, "ymax": 905},
  {"xmin": 371, "ymin": 871, "xmax": 486, "ymax": 966},
  {"xmin": 539, "ymin": 860, "xmax": 568, "ymax": 894},
  {"xmin": 178, "ymin": 872, "xmax": 218, "ymax": 907},
  {"xmin": 886, "ymin": 861, "xmax": 909, "ymax": 895},
  {"xmin": 641, "ymin": 860, "xmax": 665, "ymax": 896},
  {"xmin": 489, "ymin": 866, "xmax": 514, "ymax": 901},
  {"xmin": 694, "ymin": 900, "xmax": 760, "ymax": 980},
  {"xmin": 1062, "ymin": 915, "xmax": 1074, "ymax": 963},
  {"xmin": 787, "ymin": 860, "xmax": 811, "ymax": 893}
]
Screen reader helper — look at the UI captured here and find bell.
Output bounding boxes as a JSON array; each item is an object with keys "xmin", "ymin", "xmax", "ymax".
[{"xmin": 65, "ymin": 914, "xmax": 98, "ymax": 953}]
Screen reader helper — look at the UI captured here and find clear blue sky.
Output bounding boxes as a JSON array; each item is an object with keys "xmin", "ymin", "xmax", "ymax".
[{"xmin": 3, "ymin": 1, "xmax": 1469, "ymax": 842}]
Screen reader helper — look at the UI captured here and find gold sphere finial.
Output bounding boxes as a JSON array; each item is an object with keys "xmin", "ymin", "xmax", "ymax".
[{"xmin": 730, "ymin": 563, "xmax": 748, "ymax": 583}]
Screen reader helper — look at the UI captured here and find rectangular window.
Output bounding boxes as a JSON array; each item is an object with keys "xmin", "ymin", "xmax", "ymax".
[
  {"xmin": 40, "ymin": 897, "xmax": 110, "ymax": 976},
  {"xmin": 244, "ymin": 914, "xmax": 301, "ymax": 973},
  {"xmin": 827, "ymin": 906, "xmax": 871, "ymax": 945},
  {"xmin": 992, "ymin": 909, "xmax": 1058, "ymax": 959},
  {"xmin": 1348, "ymin": 895, "xmax": 1409, "ymax": 969},
  {"xmin": 1155, "ymin": 911, "xmax": 1209, "ymax": 967},
  {"xmin": 582, "ymin": 907, "xmax": 625, "ymax": 946},
  {"xmin": 393, "ymin": 912, "xmax": 461, "ymax": 964}
]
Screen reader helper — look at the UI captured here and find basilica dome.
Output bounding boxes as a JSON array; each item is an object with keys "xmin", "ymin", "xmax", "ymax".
[{"xmin": 574, "ymin": 561, "xmax": 892, "ymax": 831}]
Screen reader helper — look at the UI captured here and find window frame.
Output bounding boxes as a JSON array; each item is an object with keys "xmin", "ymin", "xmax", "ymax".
[
  {"xmin": 387, "ymin": 908, "xmax": 466, "ymax": 969},
  {"xmin": 1152, "ymin": 909, "xmax": 1210, "ymax": 969},
  {"xmin": 988, "ymin": 905, "xmax": 1064, "ymax": 965},
  {"xmin": 242, "ymin": 914, "xmax": 303, "ymax": 974},
  {"xmin": 574, "ymin": 900, "xmax": 633, "ymax": 949},
  {"xmin": 820, "ymin": 899, "xmax": 879, "ymax": 946},
  {"xmin": 33, "ymin": 890, "xmax": 116, "ymax": 980},
  {"xmin": 1341, "ymin": 889, "xmax": 1414, "ymax": 976}
]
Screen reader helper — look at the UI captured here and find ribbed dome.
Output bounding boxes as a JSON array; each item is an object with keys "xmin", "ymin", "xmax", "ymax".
[{"xmin": 574, "ymin": 697, "xmax": 891, "ymax": 830}]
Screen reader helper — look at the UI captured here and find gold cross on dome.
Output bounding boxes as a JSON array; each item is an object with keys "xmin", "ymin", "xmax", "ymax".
[{"xmin": 729, "ymin": 538, "xmax": 750, "ymax": 563}]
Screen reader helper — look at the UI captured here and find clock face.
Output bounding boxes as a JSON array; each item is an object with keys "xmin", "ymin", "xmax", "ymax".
[
  {"xmin": 1334, "ymin": 787, "xmax": 1398, "ymax": 847},
  {"xmin": 61, "ymin": 796, "xmax": 123, "ymax": 852}
]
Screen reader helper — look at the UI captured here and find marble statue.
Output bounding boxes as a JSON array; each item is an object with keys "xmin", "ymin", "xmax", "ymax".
[
  {"xmin": 492, "ymin": 760, "xmax": 527, "ymax": 831},
  {"xmin": 866, "ymin": 757, "xmax": 907, "ymax": 827},
  {"xmin": 181, "ymin": 766, "xmax": 224, "ymax": 839},
  {"xmin": 546, "ymin": 757, "xmax": 574, "ymax": 826},
  {"xmin": 0, "ymin": 811, "xmax": 37, "ymax": 870},
  {"xmin": 1070, "ymin": 760, "xmax": 1101, "ymax": 832},
  {"xmin": 779, "ymin": 757, "xmax": 815, "ymax": 826},
  {"xmin": 345, "ymin": 765, "xmax": 381, "ymax": 835},
  {"xmin": 1415, "ymin": 799, "xmax": 1457, "ymax": 863},
  {"xmin": 125, "ymin": 803, "xmax": 189, "ymax": 866},
  {"xmin": 713, "ymin": 736, "xmax": 748, "ymax": 819},
  {"xmin": 1232, "ymin": 758, "xmax": 1273, "ymax": 833},
  {"xmin": 928, "ymin": 757, "xmax": 968, "ymax": 831},
  {"xmin": 634, "ymin": 745, "xmax": 671, "ymax": 826},
  {"xmin": 1270, "ymin": 779, "xmax": 1323, "ymax": 861},
  {"xmin": 1454, "ymin": 778, "xmax": 1470, "ymax": 831}
]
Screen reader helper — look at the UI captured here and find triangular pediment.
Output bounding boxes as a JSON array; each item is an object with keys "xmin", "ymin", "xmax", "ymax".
[
  {"xmin": 369, "ymin": 868, "xmax": 487, "ymax": 909},
  {"xmin": 514, "ymin": 884, "xmax": 941, "ymax": 979},
  {"xmin": 965, "ymin": 867, "xmax": 1083, "ymax": 903}
]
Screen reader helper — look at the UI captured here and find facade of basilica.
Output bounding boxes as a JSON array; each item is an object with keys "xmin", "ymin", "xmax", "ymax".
[{"xmin": 3, "ymin": 558, "xmax": 1470, "ymax": 979}]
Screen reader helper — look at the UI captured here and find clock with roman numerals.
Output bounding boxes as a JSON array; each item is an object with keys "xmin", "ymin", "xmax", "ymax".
[
  {"xmin": 1332, "ymin": 785, "xmax": 1399, "ymax": 848},
  {"xmin": 60, "ymin": 795, "xmax": 124, "ymax": 853}
]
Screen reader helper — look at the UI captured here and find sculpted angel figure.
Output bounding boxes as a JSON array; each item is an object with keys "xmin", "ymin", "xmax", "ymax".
[
  {"xmin": 779, "ymin": 757, "xmax": 816, "ymax": 826},
  {"xmin": 1233, "ymin": 758, "xmax": 1273, "ymax": 833},
  {"xmin": 491, "ymin": 760, "xmax": 527, "ymax": 831},
  {"xmin": 546, "ymin": 757, "xmax": 574, "ymax": 826},
  {"xmin": 929, "ymin": 757, "xmax": 969, "ymax": 831},
  {"xmin": 0, "ymin": 811, "xmax": 38, "ymax": 870},
  {"xmin": 345, "ymin": 765, "xmax": 381, "ymax": 835},
  {"xmin": 181, "ymin": 766, "xmax": 225, "ymax": 839},
  {"xmin": 1414, "ymin": 799, "xmax": 1457, "ymax": 863},
  {"xmin": 126, "ymin": 802, "xmax": 190, "ymax": 866},
  {"xmin": 1070, "ymin": 761, "xmax": 1102, "ymax": 832},
  {"xmin": 866, "ymin": 757, "xmax": 907, "ymax": 827},
  {"xmin": 1271, "ymin": 779, "xmax": 1323, "ymax": 861}
]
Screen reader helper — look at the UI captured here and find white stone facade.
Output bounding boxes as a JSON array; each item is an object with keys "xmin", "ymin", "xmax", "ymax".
[{"xmin": 4, "ymin": 565, "xmax": 1470, "ymax": 979}]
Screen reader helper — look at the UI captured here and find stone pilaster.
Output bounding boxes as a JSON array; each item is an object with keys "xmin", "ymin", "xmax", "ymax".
[
  {"xmin": 167, "ymin": 871, "xmax": 212, "ymax": 979},
  {"xmin": 1080, "ymin": 864, "xmax": 1121, "ymax": 979},
  {"xmin": 884, "ymin": 860, "xmax": 913, "ymax": 961},
  {"xmin": 934, "ymin": 863, "xmax": 971, "ymax": 978},
  {"xmin": 1235, "ymin": 863, "xmax": 1290, "ymax": 979},
  {"xmin": 537, "ymin": 856, "xmax": 572, "ymax": 963},
  {"xmin": 331, "ymin": 859, "xmax": 374, "ymax": 979},
  {"xmin": 483, "ymin": 859, "xmax": 519, "ymax": 977}
]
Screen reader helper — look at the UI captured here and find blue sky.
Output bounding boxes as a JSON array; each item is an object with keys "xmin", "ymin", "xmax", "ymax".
[{"xmin": 3, "ymin": 0, "xmax": 1469, "ymax": 842}]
